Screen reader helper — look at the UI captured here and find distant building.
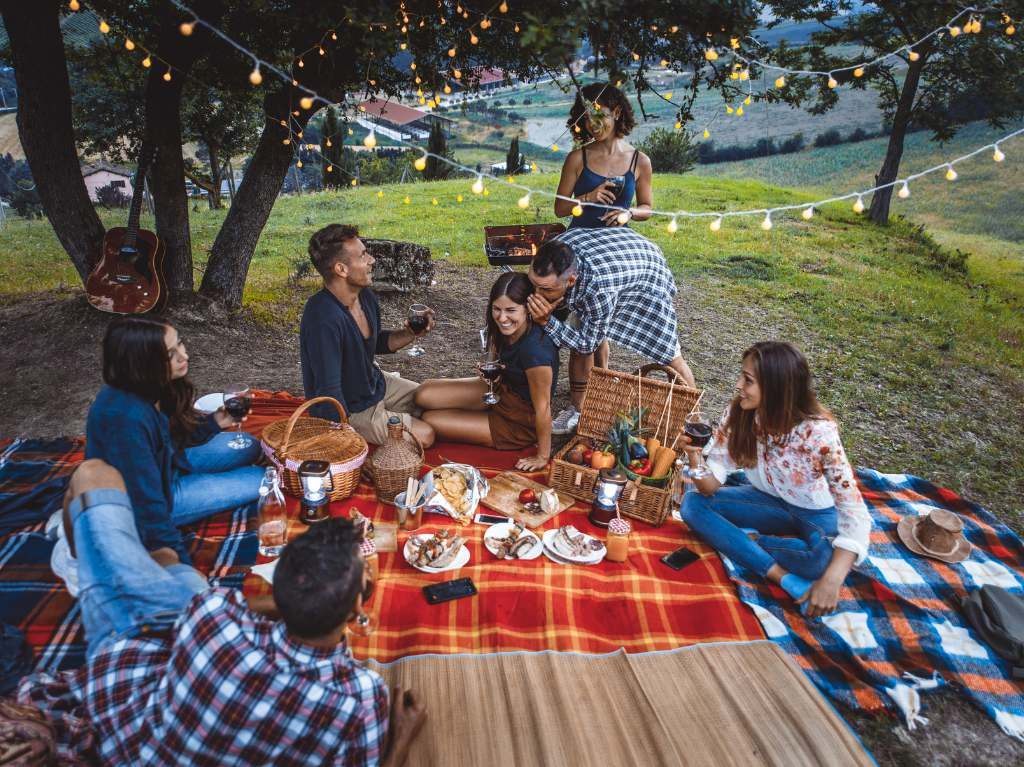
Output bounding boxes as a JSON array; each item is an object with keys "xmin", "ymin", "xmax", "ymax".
[
  {"xmin": 356, "ymin": 100, "xmax": 455, "ymax": 142},
  {"xmin": 81, "ymin": 162, "xmax": 133, "ymax": 202}
]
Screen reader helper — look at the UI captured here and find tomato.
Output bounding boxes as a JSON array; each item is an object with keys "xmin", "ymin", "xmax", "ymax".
[{"xmin": 518, "ymin": 488, "xmax": 537, "ymax": 504}]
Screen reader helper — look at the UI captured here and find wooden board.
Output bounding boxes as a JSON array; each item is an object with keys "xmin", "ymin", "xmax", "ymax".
[{"xmin": 480, "ymin": 471, "xmax": 576, "ymax": 528}]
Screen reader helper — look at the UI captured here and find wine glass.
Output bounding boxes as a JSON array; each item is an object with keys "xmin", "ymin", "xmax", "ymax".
[
  {"xmin": 477, "ymin": 359, "xmax": 505, "ymax": 405},
  {"xmin": 605, "ymin": 175, "xmax": 626, "ymax": 198},
  {"xmin": 683, "ymin": 411, "xmax": 713, "ymax": 479},
  {"xmin": 223, "ymin": 383, "xmax": 252, "ymax": 450},
  {"xmin": 406, "ymin": 303, "xmax": 430, "ymax": 357},
  {"xmin": 348, "ymin": 573, "xmax": 377, "ymax": 637}
]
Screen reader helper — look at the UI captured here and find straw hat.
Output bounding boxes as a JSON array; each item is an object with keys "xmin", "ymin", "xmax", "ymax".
[{"xmin": 897, "ymin": 508, "xmax": 972, "ymax": 564}]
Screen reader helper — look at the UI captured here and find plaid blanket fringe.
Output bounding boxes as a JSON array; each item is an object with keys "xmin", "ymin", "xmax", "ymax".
[{"xmin": 725, "ymin": 468, "xmax": 1024, "ymax": 742}]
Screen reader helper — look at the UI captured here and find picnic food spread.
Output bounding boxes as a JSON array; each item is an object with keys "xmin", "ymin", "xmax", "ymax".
[{"xmin": 406, "ymin": 530, "xmax": 467, "ymax": 570}]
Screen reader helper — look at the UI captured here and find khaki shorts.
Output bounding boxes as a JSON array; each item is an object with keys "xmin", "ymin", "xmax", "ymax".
[{"xmin": 348, "ymin": 371, "xmax": 421, "ymax": 445}]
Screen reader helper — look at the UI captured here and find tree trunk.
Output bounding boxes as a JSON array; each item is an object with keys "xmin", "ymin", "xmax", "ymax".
[
  {"xmin": 206, "ymin": 143, "xmax": 223, "ymax": 210},
  {"xmin": 1, "ymin": 0, "xmax": 105, "ymax": 282},
  {"xmin": 198, "ymin": 104, "xmax": 304, "ymax": 308},
  {"xmin": 868, "ymin": 56, "xmax": 926, "ymax": 224},
  {"xmin": 226, "ymin": 158, "xmax": 237, "ymax": 202}
]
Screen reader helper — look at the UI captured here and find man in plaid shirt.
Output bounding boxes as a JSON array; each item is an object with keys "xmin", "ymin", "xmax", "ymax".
[
  {"xmin": 527, "ymin": 227, "xmax": 695, "ymax": 431},
  {"xmin": 16, "ymin": 460, "xmax": 426, "ymax": 766}
]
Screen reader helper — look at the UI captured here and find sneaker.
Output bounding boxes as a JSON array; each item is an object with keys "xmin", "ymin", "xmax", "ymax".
[
  {"xmin": 551, "ymin": 406, "xmax": 580, "ymax": 436},
  {"xmin": 50, "ymin": 530, "xmax": 80, "ymax": 598}
]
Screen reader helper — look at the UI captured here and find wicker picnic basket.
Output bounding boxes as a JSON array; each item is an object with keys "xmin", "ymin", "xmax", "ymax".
[
  {"xmin": 548, "ymin": 365, "xmax": 701, "ymax": 526},
  {"xmin": 260, "ymin": 397, "xmax": 368, "ymax": 501}
]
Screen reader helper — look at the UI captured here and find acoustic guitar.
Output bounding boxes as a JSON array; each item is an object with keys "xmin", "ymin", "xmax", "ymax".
[{"xmin": 85, "ymin": 145, "xmax": 167, "ymax": 314}]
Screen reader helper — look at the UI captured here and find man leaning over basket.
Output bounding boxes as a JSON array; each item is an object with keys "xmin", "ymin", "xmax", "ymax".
[
  {"xmin": 527, "ymin": 227, "xmax": 696, "ymax": 435},
  {"xmin": 300, "ymin": 224, "xmax": 435, "ymax": 447}
]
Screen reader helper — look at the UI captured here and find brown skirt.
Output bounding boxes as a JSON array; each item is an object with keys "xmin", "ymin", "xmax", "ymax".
[{"xmin": 487, "ymin": 386, "xmax": 538, "ymax": 450}]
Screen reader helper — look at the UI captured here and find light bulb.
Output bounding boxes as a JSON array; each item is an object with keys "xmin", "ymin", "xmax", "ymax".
[
  {"xmin": 572, "ymin": 203, "xmax": 583, "ymax": 217},
  {"xmin": 908, "ymin": 50, "xmax": 920, "ymax": 62},
  {"xmin": 282, "ymin": 138, "xmax": 290, "ymax": 145},
  {"xmin": 518, "ymin": 193, "xmax": 530, "ymax": 208},
  {"xmin": 726, "ymin": 105, "xmax": 734, "ymax": 114},
  {"xmin": 363, "ymin": 131, "xmax": 377, "ymax": 149},
  {"xmin": 414, "ymin": 155, "xmax": 427, "ymax": 171},
  {"xmin": 179, "ymin": 21, "xmax": 195, "ymax": 36},
  {"xmin": 945, "ymin": 165, "xmax": 957, "ymax": 181},
  {"xmin": 898, "ymin": 182, "xmax": 910, "ymax": 199},
  {"xmin": 616, "ymin": 210, "xmax": 630, "ymax": 225},
  {"xmin": 802, "ymin": 206, "xmax": 814, "ymax": 220},
  {"xmin": 827, "ymin": 75, "xmax": 838, "ymax": 89},
  {"xmin": 736, "ymin": 106, "xmax": 744, "ymax": 116},
  {"xmin": 665, "ymin": 91, "xmax": 673, "ymax": 99},
  {"xmin": 377, "ymin": 190, "xmax": 384, "ymax": 198},
  {"xmin": 470, "ymin": 33, "xmax": 478, "ymax": 45},
  {"xmin": 457, "ymin": 194, "xmax": 463, "ymax": 203},
  {"xmin": 744, "ymin": 95, "xmax": 751, "ymax": 106},
  {"xmin": 300, "ymin": 96, "xmax": 314, "ymax": 110},
  {"xmin": 350, "ymin": 179, "xmax": 358, "ymax": 186},
  {"xmin": 702, "ymin": 128, "xmax": 710, "ymax": 139},
  {"xmin": 471, "ymin": 176, "xmax": 484, "ymax": 194},
  {"xmin": 432, "ymin": 198, "xmax": 438, "ymax": 206},
  {"xmin": 853, "ymin": 196, "xmax": 864, "ymax": 213},
  {"xmin": 325, "ymin": 139, "xmax": 332, "ymax": 147},
  {"xmin": 410, "ymin": 62, "xmax": 416, "ymax": 70},
  {"xmin": 249, "ymin": 66, "xmax": 262, "ymax": 85},
  {"xmin": 949, "ymin": 25, "xmax": 961, "ymax": 37},
  {"xmin": 853, "ymin": 67, "xmax": 864, "ymax": 78},
  {"xmin": 296, "ymin": 159, "xmax": 303, "ymax": 168},
  {"xmin": 775, "ymin": 76, "xmax": 786, "ymax": 88},
  {"xmin": 448, "ymin": 47, "xmax": 457, "ymax": 57},
  {"xmin": 99, "ymin": 20, "xmax": 110, "ymax": 34},
  {"xmin": 326, "ymin": 164, "xmax": 333, "ymax": 172},
  {"xmin": 69, "ymin": 0, "xmax": 80, "ymax": 10},
  {"xmin": 163, "ymin": 69, "xmax": 172, "ymax": 82},
  {"xmin": 298, "ymin": 59, "xmax": 304, "ymax": 68},
  {"xmin": 705, "ymin": 48, "xmax": 718, "ymax": 61},
  {"xmin": 761, "ymin": 213, "xmax": 773, "ymax": 231},
  {"xmin": 125, "ymin": 38, "xmax": 135, "ymax": 51},
  {"xmin": 530, "ymin": 163, "xmax": 537, "ymax": 172},
  {"xmin": 403, "ymin": 195, "xmax": 411, "ymax": 204},
  {"xmin": 444, "ymin": 84, "xmax": 452, "ymax": 94},
  {"xmin": 400, "ymin": 43, "xmax": 407, "ymax": 50},
  {"xmin": 550, "ymin": 143, "xmax": 559, "ymax": 152},
  {"xmin": 500, "ymin": 1, "xmax": 508, "ymax": 12},
  {"xmin": 709, "ymin": 216, "xmax": 723, "ymax": 232},
  {"xmin": 739, "ymin": 70, "xmax": 750, "ymax": 81},
  {"xmin": 667, "ymin": 217, "xmax": 678, "ymax": 233},
  {"xmin": 514, "ymin": 23, "xmax": 520, "ymax": 33},
  {"xmin": 1007, "ymin": 25, "xmax": 1016, "ymax": 36},
  {"xmin": 674, "ymin": 121, "xmax": 682, "ymax": 130},
  {"xmin": 142, "ymin": 55, "xmax": 152, "ymax": 67},
  {"xmin": 993, "ymin": 146, "xmax": 1006, "ymax": 162}
]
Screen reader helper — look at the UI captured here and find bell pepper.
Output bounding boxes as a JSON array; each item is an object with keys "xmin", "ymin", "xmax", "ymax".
[
  {"xmin": 590, "ymin": 450, "xmax": 616, "ymax": 470},
  {"xmin": 634, "ymin": 458, "xmax": 653, "ymax": 476}
]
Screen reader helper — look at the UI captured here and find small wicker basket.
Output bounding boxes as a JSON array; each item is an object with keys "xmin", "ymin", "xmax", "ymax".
[
  {"xmin": 261, "ymin": 397, "xmax": 368, "ymax": 501},
  {"xmin": 548, "ymin": 365, "xmax": 701, "ymax": 526},
  {"xmin": 367, "ymin": 418, "xmax": 425, "ymax": 503}
]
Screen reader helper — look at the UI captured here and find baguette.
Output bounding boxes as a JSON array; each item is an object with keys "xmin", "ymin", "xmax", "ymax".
[{"xmin": 650, "ymin": 445, "xmax": 677, "ymax": 477}]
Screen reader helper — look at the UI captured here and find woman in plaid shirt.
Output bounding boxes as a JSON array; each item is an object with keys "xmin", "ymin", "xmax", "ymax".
[
  {"xmin": 681, "ymin": 342, "xmax": 871, "ymax": 618},
  {"xmin": 19, "ymin": 460, "xmax": 426, "ymax": 766}
]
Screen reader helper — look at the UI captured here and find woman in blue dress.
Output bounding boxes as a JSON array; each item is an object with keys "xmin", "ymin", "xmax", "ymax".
[{"xmin": 553, "ymin": 82, "xmax": 653, "ymax": 229}]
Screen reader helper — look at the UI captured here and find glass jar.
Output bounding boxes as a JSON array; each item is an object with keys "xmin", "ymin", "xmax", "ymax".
[{"xmin": 605, "ymin": 517, "xmax": 631, "ymax": 562}]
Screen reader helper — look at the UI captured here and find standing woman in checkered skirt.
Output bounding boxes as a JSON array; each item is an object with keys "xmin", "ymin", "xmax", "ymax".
[{"xmin": 681, "ymin": 342, "xmax": 871, "ymax": 618}]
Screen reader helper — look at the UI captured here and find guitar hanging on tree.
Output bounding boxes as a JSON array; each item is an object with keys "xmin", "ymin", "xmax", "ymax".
[{"xmin": 85, "ymin": 144, "xmax": 167, "ymax": 314}]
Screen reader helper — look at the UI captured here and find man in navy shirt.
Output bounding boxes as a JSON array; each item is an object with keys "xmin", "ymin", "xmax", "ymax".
[{"xmin": 300, "ymin": 224, "xmax": 435, "ymax": 447}]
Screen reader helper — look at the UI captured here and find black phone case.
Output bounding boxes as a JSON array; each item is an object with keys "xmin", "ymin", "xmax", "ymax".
[
  {"xmin": 423, "ymin": 577, "xmax": 478, "ymax": 605},
  {"xmin": 660, "ymin": 547, "xmax": 700, "ymax": 571}
]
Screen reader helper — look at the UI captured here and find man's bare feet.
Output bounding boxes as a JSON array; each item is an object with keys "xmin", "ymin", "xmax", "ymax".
[{"xmin": 381, "ymin": 687, "xmax": 427, "ymax": 767}]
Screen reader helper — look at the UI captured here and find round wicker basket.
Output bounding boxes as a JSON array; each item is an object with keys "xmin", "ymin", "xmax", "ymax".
[
  {"xmin": 367, "ymin": 421, "xmax": 424, "ymax": 503},
  {"xmin": 260, "ymin": 397, "xmax": 368, "ymax": 501}
]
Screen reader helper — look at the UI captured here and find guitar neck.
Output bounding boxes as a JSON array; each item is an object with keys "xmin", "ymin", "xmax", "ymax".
[{"xmin": 124, "ymin": 145, "xmax": 154, "ymax": 249}]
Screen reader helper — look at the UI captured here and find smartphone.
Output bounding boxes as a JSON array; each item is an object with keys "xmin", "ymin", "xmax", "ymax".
[
  {"xmin": 475, "ymin": 513, "xmax": 510, "ymax": 526},
  {"xmin": 423, "ymin": 577, "xmax": 478, "ymax": 605},
  {"xmin": 660, "ymin": 546, "xmax": 701, "ymax": 571}
]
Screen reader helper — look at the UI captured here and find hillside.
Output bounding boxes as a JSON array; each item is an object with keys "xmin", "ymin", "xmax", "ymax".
[
  {"xmin": 0, "ymin": 112, "xmax": 23, "ymax": 160},
  {"xmin": 1, "ymin": 172, "xmax": 1021, "ymax": 540}
]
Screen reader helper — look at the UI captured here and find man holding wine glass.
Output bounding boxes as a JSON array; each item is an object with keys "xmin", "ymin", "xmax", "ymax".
[{"xmin": 300, "ymin": 224, "xmax": 436, "ymax": 447}]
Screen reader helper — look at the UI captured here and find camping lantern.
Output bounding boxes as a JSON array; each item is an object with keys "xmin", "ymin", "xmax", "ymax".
[
  {"xmin": 589, "ymin": 468, "xmax": 627, "ymax": 528},
  {"xmin": 298, "ymin": 460, "xmax": 332, "ymax": 525}
]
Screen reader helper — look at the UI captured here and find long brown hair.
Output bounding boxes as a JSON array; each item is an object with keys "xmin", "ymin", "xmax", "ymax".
[
  {"xmin": 568, "ymin": 83, "xmax": 636, "ymax": 144},
  {"xmin": 485, "ymin": 272, "xmax": 533, "ymax": 353},
  {"xmin": 102, "ymin": 315, "xmax": 198, "ymax": 445},
  {"xmin": 726, "ymin": 341, "xmax": 830, "ymax": 467}
]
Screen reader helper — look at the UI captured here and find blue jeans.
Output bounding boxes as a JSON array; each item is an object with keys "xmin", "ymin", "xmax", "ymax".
[
  {"xmin": 69, "ymin": 489, "xmax": 206, "ymax": 659},
  {"xmin": 681, "ymin": 484, "xmax": 838, "ymax": 580},
  {"xmin": 172, "ymin": 432, "xmax": 264, "ymax": 527}
]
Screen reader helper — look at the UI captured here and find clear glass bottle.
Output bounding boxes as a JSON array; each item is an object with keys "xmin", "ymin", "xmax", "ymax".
[{"xmin": 257, "ymin": 467, "xmax": 288, "ymax": 558}]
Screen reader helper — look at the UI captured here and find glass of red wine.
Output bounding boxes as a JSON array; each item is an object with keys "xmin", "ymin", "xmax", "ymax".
[
  {"xmin": 406, "ymin": 303, "xmax": 430, "ymax": 357},
  {"xmin": 477, "ymin": 360, "xmax": 505, "ymax": 405},
  {"xmin": 223, "ymin": 383, "xmax": 253, "ymax": 450},
  {"xmin": 605, "ymin": 175, "xmax": 625, "ymax": 198},
  {"xmin": 683, "ymin": 411, "xmax": 713, "ymax": 480}
]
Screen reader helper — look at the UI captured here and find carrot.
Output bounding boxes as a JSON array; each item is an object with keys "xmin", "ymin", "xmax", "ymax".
[{"xmin": 650, "ymin": 445, "xmax": 677, "ymax": 478}]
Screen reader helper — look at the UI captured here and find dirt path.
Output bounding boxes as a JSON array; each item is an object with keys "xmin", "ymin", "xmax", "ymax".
[{"xmin": 1, "ymin": 262, "xmax": 1022, "ymax": 766}]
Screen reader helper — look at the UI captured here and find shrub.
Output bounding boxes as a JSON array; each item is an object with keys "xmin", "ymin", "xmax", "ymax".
[
  {"xmin": 813, "ymin": 129, "xmax": 843, "ymax": 148},
  {"xmin": 637, "ymin": 128, "xmax": 697, "ymax": 173},
  {"xmin": 95, "ymin": 182, "xmax": 130, "ymax": 209},
  {"xmin": 847, "ymin": 128, "xmax": 869, "ymax": 143}
]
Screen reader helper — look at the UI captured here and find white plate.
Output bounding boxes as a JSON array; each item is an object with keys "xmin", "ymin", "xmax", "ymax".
[
  {"xmin": 194, "ymin": 392, "xmax": 225, "ymax": 413},
  {"xmin": 542, "ymin": 528, "xmax": 606, "ymax": 566},
  {"xmin": 483, "ymin": 523, "xmax": 542, "ymax": 561},
  {"xmin": 404, "ymin": 535, "xmax": 471, "ymax": 573}
]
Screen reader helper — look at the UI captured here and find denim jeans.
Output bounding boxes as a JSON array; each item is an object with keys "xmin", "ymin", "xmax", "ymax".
[
  {"xmin": 681, "ymin": 484, "xmax": 838, "ymax": 580},
  {"xmin": 69, "ymin": 488, "xmax": 206, "ymax": 659},
  {"xmin": 172, "ymin": 432, "xmax": 264, "ymax": 527}
]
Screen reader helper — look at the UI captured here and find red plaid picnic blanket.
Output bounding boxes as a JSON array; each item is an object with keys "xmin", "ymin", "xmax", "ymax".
[{"xmin": 0, "ymin": 392, "xmax": 763, "ymax": 673}]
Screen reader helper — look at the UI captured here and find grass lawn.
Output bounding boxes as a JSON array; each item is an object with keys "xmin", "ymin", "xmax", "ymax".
[{"xmin": 1, "ymin": 167, "xmax": 1021, "ymax": 532}]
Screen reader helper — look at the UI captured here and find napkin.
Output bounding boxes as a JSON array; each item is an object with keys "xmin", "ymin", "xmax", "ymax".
[{"xmin": 250, "ymin": 559, "xmax": 278, "ymax": 584}]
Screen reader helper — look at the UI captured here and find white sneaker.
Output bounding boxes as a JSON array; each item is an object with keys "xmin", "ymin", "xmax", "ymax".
[
  {"xmin": 50, "ymin": 528, "xmax": 80, "ymax": 598},
  {"xmin": 551, "ymin": 406, "xmax": 580, "ymax": 436}
]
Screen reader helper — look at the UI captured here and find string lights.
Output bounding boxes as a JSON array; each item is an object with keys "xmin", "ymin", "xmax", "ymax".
[{"xmin": 70, "ymin": 0, "xmax": 1024, "ymax": 236}]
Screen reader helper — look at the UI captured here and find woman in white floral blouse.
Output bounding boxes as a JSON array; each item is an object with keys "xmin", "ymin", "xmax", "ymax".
[{"xmin": 681, "ymin": 341, "xmax": 871, "ymax": 617}]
